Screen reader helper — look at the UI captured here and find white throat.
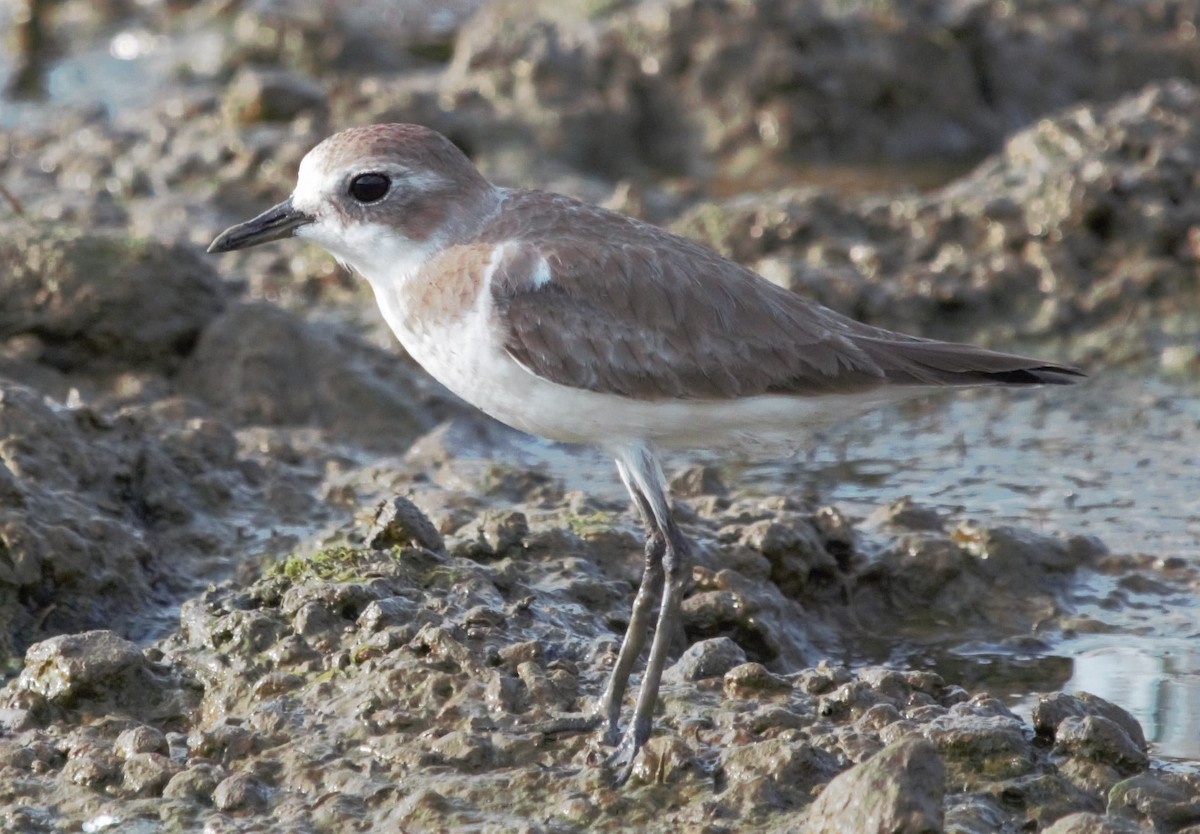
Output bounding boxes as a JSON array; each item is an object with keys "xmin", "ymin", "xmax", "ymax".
[{"xmin": 296, "ymin": 220, "xmax": 443, "ymax": 287}]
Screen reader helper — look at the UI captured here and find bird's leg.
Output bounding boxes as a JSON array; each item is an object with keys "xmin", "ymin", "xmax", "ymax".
[
  {"xmin": 593, "ymin": 491, "xmax": 665, "ymax": 744},
  {"xmin": 608, "ymin": 515, "xmax": 690, "ymax": 784},
  {"xmin": 605, "ymin": 445, "xmax": 690, "ymax": 785},
  {"xmin": 527, "ymin": 463, "xmax": 664, "ymax": 741}
]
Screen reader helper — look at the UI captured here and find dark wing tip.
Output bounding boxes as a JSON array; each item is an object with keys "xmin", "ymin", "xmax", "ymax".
[{"xmin": 983, "ymin": 365, "xmax": 1087, "ymax": 385}]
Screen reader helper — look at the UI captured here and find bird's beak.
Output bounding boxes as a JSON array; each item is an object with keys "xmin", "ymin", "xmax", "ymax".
[{"xmin": 207, "ymin": 197, "xmax": 314, "ymax": 253}]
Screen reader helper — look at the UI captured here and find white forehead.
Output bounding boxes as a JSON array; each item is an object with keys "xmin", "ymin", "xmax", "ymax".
[{"xmin": 291, "ymin": 147, "xmax": 339, "ymax": 215}]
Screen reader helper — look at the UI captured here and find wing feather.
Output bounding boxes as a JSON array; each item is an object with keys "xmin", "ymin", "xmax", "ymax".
[{"xmin": 483, "ymin": 190, "xmax": 1082, "ymax": 400}]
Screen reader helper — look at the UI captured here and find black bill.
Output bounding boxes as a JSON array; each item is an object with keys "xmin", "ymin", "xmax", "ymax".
[{"xmin": 207, "ymin": 197, "xmax": 313, "ymax": 253}]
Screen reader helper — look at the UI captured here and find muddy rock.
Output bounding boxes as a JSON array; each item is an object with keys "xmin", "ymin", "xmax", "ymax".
[
  {"xmin": 805, "ymin": 737, "xmax": 944, "ymax": 834},
  {"xmin": 367, "ymin": 495, "xmax": 447, "ymax": 553},
  {"xmin": 222, "ymin": 67, "xmax": 328, "ymax": 125},
  {"xmin": 0, "ymin": 226, "xmax": 227, "ymax": 373},
  {"xmin": 852, "ymin": 517, "xmax": 1105, "ymax": 644},
  {"xmin": 674, "ymin": 80, "xmax": 1200, "ymax": 360},
  {"xmin": 1043, "ymin": 813, "xmax": 1144, "ymax": 834},
  {"xmin": 0, "ymin": 378, "xmax": 331, "ymax": 662},
  {"xmin": 663, "ymin": 636, "xmax": 746, "ymax": 684},
  {"xmin": 1034, "ymin": 692, "xmax": 1149, "ymax": 753},
  {"xmin": 0, "ymin": 531, "xmax": 1167, "ymax": 832},
  {"xmin": 176, "ymin": 301, "xmax": 446, "ymax": 449},
  {"xmin": 439, "ymin": 0, "xmax": 1200, "ymax": 180},
  {"xmin": 10, "ymin": 631, "xmax": 197, "ymax": 727}
]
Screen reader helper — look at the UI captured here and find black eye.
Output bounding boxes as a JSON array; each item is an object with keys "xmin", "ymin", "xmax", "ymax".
[{"xmin": 348, "ymin": 173, "xmax": 390, "ymax": 203}]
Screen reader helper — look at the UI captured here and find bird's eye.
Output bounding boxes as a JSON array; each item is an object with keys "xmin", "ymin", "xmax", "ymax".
[{"xmin": 348, "ymin": 173, "xmax": 390, "ymax": 203}]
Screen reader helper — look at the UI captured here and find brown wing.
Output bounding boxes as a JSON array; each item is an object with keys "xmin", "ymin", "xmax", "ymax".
[{"xmin": 484, "ymin": 190, "xmax": 1081, "ymax": 401}]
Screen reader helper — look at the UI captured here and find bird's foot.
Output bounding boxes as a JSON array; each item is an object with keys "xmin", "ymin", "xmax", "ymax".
[{"xmin": 605, "ymin": 731, "xmax": 643, "ymax": 787}]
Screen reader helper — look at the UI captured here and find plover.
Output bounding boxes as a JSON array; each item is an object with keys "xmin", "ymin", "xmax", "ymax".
[{"xmin": 209, "ymin": 123, "xmax": 1083, "ymax": 783}]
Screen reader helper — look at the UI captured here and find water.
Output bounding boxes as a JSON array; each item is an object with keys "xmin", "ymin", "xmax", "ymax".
[{"xmin": 737, "ymin": 372, "xmax": 1200, "ymax": 761}]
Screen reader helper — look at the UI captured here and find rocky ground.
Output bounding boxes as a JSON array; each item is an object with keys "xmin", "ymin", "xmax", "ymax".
[{"xmin": 0, "ymin": 0, "xmax": 1198, "ymax": 831}]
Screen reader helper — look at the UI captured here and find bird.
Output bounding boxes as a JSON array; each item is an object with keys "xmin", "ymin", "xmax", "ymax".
[{"xmin": 208, "ymin": 123, "xmax": 1083, "ymax": 784}]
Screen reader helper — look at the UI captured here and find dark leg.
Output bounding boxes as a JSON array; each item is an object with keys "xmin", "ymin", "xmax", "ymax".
[
  {"xmin": 593, "ymin": 465, "xmax": 666, "ymax": 744},
  {"xmin": 528, "ymin": 456, "xmax": 665, "ymax": 741},
  {"xmin": 531, "ymin": 443, "xmax": 689, "ymax": 786},
  {"xmin": 607, "ymin": 445, "xmax": 691, "ymax": 785}
]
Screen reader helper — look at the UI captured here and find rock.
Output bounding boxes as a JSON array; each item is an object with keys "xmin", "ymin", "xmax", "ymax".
[
  {"xmin": 114, "ymin": 726, "xmax": 169, "ymax": 758},
  {"xmin": 1033, "ymin": 692, "xmax": 1148, "ymax": 753},
  {"xmin": 1107, "ymin": 772, "xmax": 1200, "ymax": 830},
  {"xmin": 871, "ymin": 497, "xmax": 945, "ymax": 532},
  {"xmin": 923, "ymin": 707, "xmax": 1035, "ymax": 787},
  {"xmin": 176, "ymin": 302, "xmax": 440, "ymax": 449},
  {"xmin": 443, "ymin": 0, "xmax": 1200, "ymax": 182},
  {"xmin": 724, "ymin": 662, "xmax": 792, "ymax": 697},
  {"xmin": 120, "ymin": 751, "xmax": 178, "ymax": 797},
  {"xmin": 805, "ymin": 737, "xmax": 944, "ymax": 834},
  {"xmin": 676, "ymin": 81, "xmax": 1200, "ymax": 359},
  {"xmin": 16, "ymin": 631, "xmax": 145, "ymax": 703},
  {"xmin": 1053, "ymin": 716, "xmax": 1149, "ymax": 775},
  {"xmin": 213, "ymin": 772, "xmax": 268, "ymax": 813},
  {"xmin": 663, "ymin": 636, "xmax": 747, "ymax": 684},
  {"xmin": 741, "ymin": 514, "xmax": 839, "ymax": 597},
  {"xmin": 1043, "ymin": 812, "xmax": 1144, "ymax": 834},
  {"xmin": 723, "ymin": 735, "xmax": 840, "ymax": 810},
  {"xmin": 0, "ymin": 228, "xmax": 227, "ymax": 373},
  {"xmin": 223, "ymin": 68, "xmax": 328, "ymax": 124},
  {"xmin": 162, "ymin": 764, "xmax": 224, "ymax": 803},
  {"xmin": 368, "ymin": 496, "xmax": 445, "ymax": 553},
  {"xmin": 668, "ymin": 464, "xmax": 727, "ymax": 498},
  {"xmin": 628, "ymin": 735, "xmax": 695, "ymax": 786}
]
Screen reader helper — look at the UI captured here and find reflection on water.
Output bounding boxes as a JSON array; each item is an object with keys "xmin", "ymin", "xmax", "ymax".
[{"xmin": 1061, "ymin": 640, "xmax": 1200, "ymax": 764}]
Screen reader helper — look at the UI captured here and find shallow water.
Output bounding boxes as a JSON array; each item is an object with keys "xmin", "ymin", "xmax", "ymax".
[{"xmin": 736, "ymin": 372, "xmax": 1200, "ymax": 762}]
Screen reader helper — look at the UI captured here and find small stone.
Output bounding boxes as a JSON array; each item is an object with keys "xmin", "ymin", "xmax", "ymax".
[
  {"xmin": 724, "ymin": 662, "xmax": 792, "ymax": 696},
  {"xmin": 213, "ymin": 772, "xmax": 268, "ymax": 812},
  {"xmin": 723, "ymin": 736, "xmax": 838, "ymax": 805},
  {"xmin": 629, "ymin": 735, "xmax": 694, "ymax": 786},
  {"xmin": 429, "ymin": 731, "xmax": 496, "ymax": 772},
  {"xmin": 870, "ymin": 497, "xmax": 945, "ymax": 531},
  {"xmin": 498, "ymin": 641, "xmax": 544, "ymax": 671},
  {"xmin": 62, "ymin": 746, "xmax": 121, "ymax": 788},
  {"xmin": 923, "ymin": 712, "xmax": 1034, "ymax": 786},
  {"xmin": 162, "ymin": 764, "xmax": 224, "ymax": 803},
  {"xmin": 368, "ymin": 496, "xmax": 444, "ymax": 553},
  {"xmin": 669, "ymin": 464, "xmax": 727, "ymax": 497},
  {"xmin": 114, "ymin": 726, "xmax": 168, "ymax": 758},
  {"xmin": 482, "ymin": 511, "xmax": 529, "ymax": 555},
  {"xmin": 357, "ymin": 596, "xmax": 420, "ymax": 632},
  {"xmin": 121, "ymin": 752, "xmax": 178, "ymax": 798},
  {"xmin": 293, "ymin": 600, "xmax": 340, "ymax": 640}
]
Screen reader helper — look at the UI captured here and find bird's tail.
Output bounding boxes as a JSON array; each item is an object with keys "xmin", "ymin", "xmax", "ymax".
[{"xmin": 857, "ymin": 336, "xmax": 1086, "ymax": 387}]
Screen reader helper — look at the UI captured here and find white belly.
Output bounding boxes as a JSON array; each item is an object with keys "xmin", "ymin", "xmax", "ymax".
[{"xmin": 366, "ymin": 275, "xmax": 914, "ymax": 455}]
